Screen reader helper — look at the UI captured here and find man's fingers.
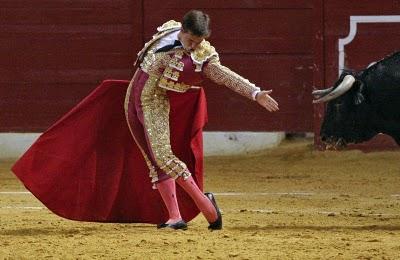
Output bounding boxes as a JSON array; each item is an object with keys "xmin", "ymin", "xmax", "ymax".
[
  {"xmin": 257, "ymin": 91, "xmax": 279, "ymax": 111},
  {"xmin": 264, "ymin": 94, "xmax": 278, "ymax": 107},
  {"xmin": 267, "ymin": 96, "xmax": 279, "ymax": 106},
  {"xmin": 264, "ymin": 102, "xmax": 279, "ymax": 112}
]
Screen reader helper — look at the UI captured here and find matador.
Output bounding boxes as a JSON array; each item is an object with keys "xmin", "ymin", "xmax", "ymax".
[{"xmin": 12, "ymin": 10, "xmax": 278, "ymax": 230}]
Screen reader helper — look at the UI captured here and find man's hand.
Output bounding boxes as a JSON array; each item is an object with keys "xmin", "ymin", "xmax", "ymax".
[{"xmin": 256, "ymin": 90, "xmax": 279, "ymax": 112}]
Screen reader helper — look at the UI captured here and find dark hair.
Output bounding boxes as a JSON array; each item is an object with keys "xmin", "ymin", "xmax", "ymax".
[{"xmin": 182, "ymin": 10, "xmax": 211, "ymax": 37}]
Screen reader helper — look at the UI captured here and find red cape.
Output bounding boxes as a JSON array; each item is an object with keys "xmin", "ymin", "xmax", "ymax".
[{"xmin": 12, "ymin": 80, "xmax": 208, "ymax": 224}]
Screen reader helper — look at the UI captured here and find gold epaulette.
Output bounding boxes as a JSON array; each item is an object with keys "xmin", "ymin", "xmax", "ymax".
[
  {"xmin": 135, "ymin": 21, "xmax": 181, "ymax": 66},
  {"xmin": 191, "ymin": 40, "xmax": 218, "ymax": 66},
  {"xmin": 157, "ymin": 20, "xmax": 182, "ymax": 32}
]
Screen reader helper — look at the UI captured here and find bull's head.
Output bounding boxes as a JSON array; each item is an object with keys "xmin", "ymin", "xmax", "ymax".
[{"xmin": 312, "ymin": 72, "xmax": 377, "ymax": 149}]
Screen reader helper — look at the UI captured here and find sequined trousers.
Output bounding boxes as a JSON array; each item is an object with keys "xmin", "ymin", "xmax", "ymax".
[{"xmin": 124, "ymin": 69, "xmax": 191, "ymax": 186}]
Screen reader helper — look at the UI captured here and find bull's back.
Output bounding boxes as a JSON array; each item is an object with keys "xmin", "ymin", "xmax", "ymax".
[{"xmin": 363, "ymin": 52, "xmax": 400, "ymax": 120}]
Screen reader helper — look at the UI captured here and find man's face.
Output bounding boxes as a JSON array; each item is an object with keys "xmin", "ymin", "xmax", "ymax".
[{"xmin": 178, "ymin": 30, "xmax": 205, "ymax": 52}]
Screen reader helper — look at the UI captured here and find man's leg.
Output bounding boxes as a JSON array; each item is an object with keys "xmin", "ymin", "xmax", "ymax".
[
  {"xmin": 156, "ymin": 178, "xmax": 182, "ymax": 224},
  {"xmin": 176, "ymin": 176, "xmax": 218, "ymax": 223},
  {"xmin": 125, "ymin": 72, "xmax": 184, "ymax": 226},
  {"xmin": 132, "ymin": 73, "xmax": 220, "ymax": 229}
]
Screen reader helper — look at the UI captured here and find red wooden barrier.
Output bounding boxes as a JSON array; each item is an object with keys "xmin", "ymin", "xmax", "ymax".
[
  {"xmin": 0, "ymin": 0, "xmax": 317, "ymax": 132},
  {"xmin": 0, "ymin": 0, "xmax": 143, "ymax": 131}
]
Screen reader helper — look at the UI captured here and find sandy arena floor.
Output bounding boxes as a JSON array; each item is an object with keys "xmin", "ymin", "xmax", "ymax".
[{"xmin": 1, "ymin": 139, "xmax": 399, "ymax": 259}]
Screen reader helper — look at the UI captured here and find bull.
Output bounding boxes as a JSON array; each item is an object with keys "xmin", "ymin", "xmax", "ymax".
[{"xmin": 312, "ymin": 51, "xmax": 400, "ymax": 149}]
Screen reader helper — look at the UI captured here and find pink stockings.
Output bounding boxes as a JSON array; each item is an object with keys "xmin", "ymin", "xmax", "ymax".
[
  {"xmin": 156, "ymin": 176, "xmax": 218, "ymax": 224},
  {"xmin": 156, "ymin": 178, "xmax": 181, "ymax": 223}
]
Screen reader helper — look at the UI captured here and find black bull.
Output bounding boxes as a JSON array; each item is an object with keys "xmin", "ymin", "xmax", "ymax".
[{"xmin": 313, "ymin": 51, "xmax": 400, "ymax": 148}]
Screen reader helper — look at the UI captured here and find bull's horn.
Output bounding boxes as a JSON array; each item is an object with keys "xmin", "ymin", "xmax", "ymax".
[
  {"xmin": 312, "ymin": 87, "xmax": 333, "ymax": 98},
  {"xmin": 312, "ymin": 75, "xmax": 356, "ymax": 104}
]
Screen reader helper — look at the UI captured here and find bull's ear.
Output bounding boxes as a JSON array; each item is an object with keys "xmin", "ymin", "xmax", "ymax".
[
  {"xmin": 354, "ymin": 92, "xmax": 365, "ymax": 105},
  {"xmin": 353, "ymin": 81, "xmax": 365, "ymax": 105}
]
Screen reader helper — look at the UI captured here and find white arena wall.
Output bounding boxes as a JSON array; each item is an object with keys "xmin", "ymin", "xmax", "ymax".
[{"xmin": 0, "ymin": 132, "xmax": 285, "ymax": 159}]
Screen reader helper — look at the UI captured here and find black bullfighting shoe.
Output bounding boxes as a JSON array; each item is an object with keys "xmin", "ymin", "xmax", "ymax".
[
  {"xmin": 157, "ymin": 220, "xmax": 188, "ymax": 230},
  {"xmin": 205, "ymin": 192, "xmax": 222, "ymax": 230}
]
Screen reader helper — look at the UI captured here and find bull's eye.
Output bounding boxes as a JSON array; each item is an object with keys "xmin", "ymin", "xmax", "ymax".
[
  {"xmin": 334, "ymin": 102, "xmax": 343, "ymax": 112},
  {"xmin": 333, "ymin": 102, "xmax": 343, "ymax": 122}
]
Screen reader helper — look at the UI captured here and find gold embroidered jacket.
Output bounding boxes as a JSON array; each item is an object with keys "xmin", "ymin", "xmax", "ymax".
[{"xmin": 135, "ymin": 20, "xmax": 260, "ymax": 100}]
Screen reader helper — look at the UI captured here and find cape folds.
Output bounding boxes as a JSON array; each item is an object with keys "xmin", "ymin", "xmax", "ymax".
[{"xmin": 12, "ymin": 80, "xmax": 208, "ymax": 224}]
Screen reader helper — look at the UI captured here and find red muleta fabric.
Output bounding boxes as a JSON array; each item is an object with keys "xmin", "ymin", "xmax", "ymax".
[{"xmin": 12, "ymin": 79, "xmax": 208, "ymax": 224}]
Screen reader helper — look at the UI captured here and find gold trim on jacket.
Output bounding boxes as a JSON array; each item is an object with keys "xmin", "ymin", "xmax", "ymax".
[
  {"xmin": 135, "ymin": 20, "xmax": 218, "ymax": 70},
  {"xmin": 134, "ymin": 20, "xmax": 181, "ymax": 66},
  {"xmin": 137, "ymin": 20, "xmax": 258, "ymax": 99},
  {"xmin": 203, "ymin": 56, "xmax": 259, "ymax": 100}
]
